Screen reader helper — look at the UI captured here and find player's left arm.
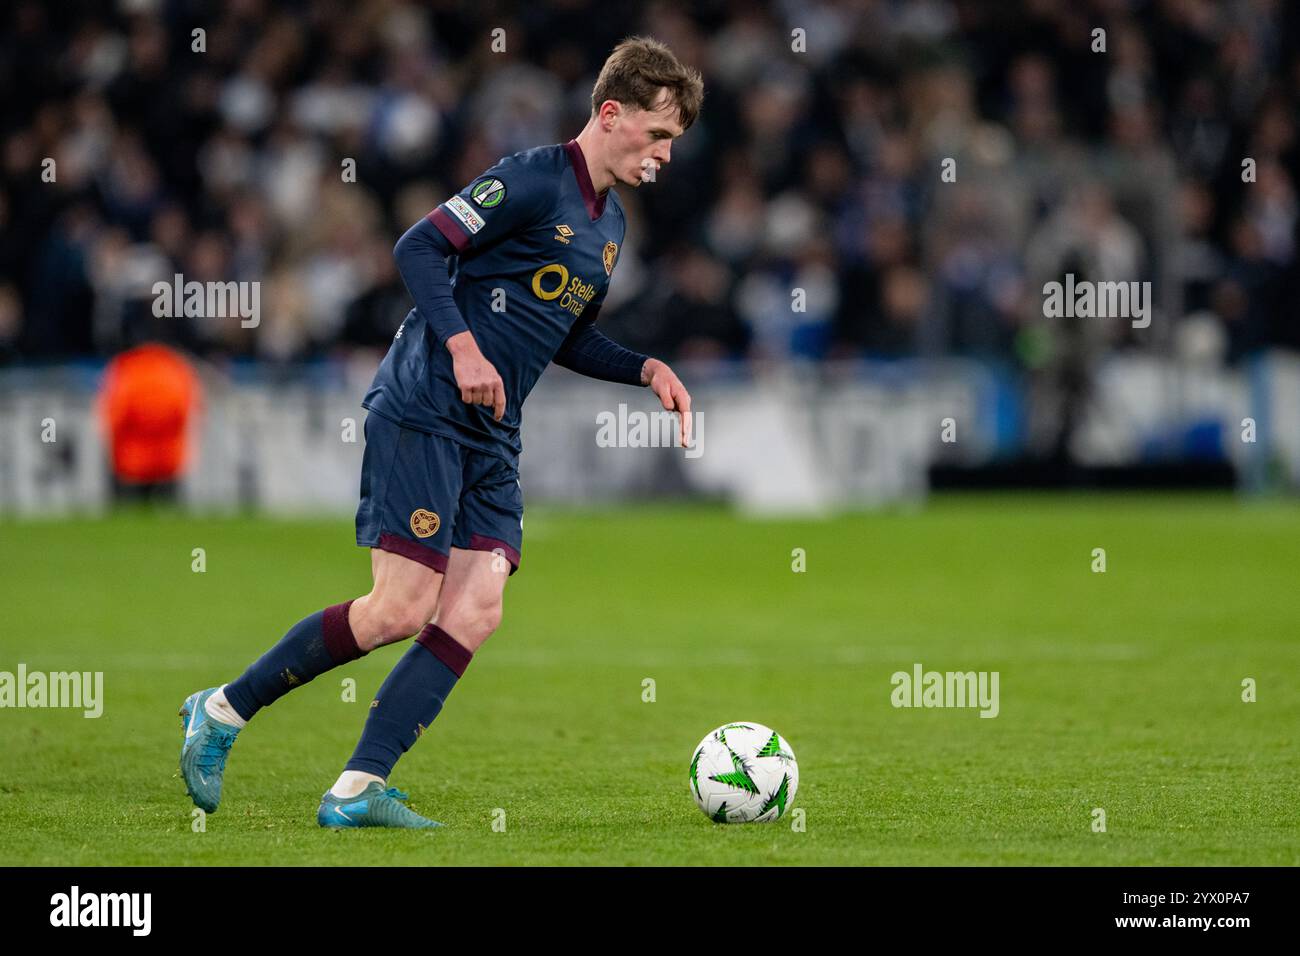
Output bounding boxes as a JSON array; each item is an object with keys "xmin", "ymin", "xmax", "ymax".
[{"xmin": 554, "ymin": 307, "xmax": 693, "ymax": 446}]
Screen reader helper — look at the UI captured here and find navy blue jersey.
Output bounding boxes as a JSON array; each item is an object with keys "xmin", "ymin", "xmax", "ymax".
[{"xmin": 363, "ymin": 140, "xmax": 627, "ymax": 462}]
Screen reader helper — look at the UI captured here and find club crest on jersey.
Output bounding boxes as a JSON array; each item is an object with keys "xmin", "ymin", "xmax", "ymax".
[
  {"xmin": 603, "ymin": 241, "xmax": 618, "ymax": 275},
  {"xmin": 409, "ymin": 509, "xmax": 440, "ymax": 538},
  {"xmin": 471, "ymin": 178, "xmax": 506, "ymax": 208}
]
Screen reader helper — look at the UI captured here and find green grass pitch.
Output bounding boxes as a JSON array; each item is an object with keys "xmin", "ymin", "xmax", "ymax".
[{"xmin": 1, "ymin": 493, "xmax": 1297, "ymax": 865}]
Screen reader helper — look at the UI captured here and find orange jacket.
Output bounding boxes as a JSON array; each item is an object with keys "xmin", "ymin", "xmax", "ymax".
[{"xmin": 98, "ymin": 344, "xmax": 202, "ymax": 483}]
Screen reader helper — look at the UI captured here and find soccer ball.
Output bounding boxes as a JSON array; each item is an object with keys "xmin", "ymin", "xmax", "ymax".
[{"xmin": 689, "ymin": 721, "xmax": 798, "ymax": 823}]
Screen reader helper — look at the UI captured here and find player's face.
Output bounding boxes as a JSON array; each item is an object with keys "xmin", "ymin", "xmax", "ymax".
[{"xmin": 610, "ymin": 90, "xmax": 684, "ymax": 187}]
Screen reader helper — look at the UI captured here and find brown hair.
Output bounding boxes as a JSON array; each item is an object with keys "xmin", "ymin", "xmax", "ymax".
[{"xmin": 591, "ymin": 36, "xmax": 704, "ymax": 131}]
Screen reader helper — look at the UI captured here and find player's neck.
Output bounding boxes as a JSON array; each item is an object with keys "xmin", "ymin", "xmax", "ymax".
[{"xmin": 573, "ymin": 125, "xmax": 614, "ymax": 195}]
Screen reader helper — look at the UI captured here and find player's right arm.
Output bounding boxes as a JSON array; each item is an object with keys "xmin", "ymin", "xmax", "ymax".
[
  {"xmin": 392, "ymin": 218, "xmax": 506, "ymax": 420},
  {"xmin": 399, "ymin": 155, "xmax": 556, "ymax": 422},
  {"xmin": 444, "ymin": 329, "xmax": 505, "ymax": 421}
]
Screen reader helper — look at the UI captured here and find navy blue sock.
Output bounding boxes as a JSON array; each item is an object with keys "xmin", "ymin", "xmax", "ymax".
[
  {"xmin": 224, "ymin": 601, "xmax": 365, "ymax": 721},
  {"xmin": 344, "ymin": 624, "xmax": 472, "ymax": 779}
]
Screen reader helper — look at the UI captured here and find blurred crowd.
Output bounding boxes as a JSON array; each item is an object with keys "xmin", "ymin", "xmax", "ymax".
[{"xmin": 1, "ymin": 0, "xmax": 1297, "ymax": 371}]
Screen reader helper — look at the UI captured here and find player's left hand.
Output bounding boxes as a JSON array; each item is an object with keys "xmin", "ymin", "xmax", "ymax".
[{"xmin": 642, "ymin": 358, "xmax": 693, "ymax": 448}]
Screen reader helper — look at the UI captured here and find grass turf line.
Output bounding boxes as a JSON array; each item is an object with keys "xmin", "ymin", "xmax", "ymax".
[{"xmin": 0, "ymin": 493, "xmax": 1296, "ymax": 865}]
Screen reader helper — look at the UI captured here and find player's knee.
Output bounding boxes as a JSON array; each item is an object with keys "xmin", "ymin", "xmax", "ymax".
[
  {"xmin": 478, "ymin": 602, "xmax": 503, "ymax": 639},
  {"xmin": 439, "ymin": 598, "xmax": 502, "ymax": 648},
  {"xmin": 391, "ymin": 607, "xmax": 437, "ymax": 643},
  {"xmin": 360, "ymin": 599, "xmax": 437, "ymax": 649}
]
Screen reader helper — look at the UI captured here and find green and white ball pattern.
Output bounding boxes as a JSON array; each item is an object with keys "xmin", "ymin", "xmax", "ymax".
[{"xmin": 689, "ymin": 722, "xmax": 798, "ymax": 823}]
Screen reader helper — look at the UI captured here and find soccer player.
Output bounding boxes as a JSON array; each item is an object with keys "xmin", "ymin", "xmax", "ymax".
[{"xmin": 178, "ymin": 37, "xmax": 703, "ymax": 828}]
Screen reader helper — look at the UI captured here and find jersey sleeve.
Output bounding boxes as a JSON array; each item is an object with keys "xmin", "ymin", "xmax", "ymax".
[
  {"xmin": 392, "ymin": 217, "xmax": 468, "ymax": 345},
  {"xmin": 552, "ymin": 303, "xmax": 649, "ymax": 386},
  {"xmin": 427, "ymin": 156, "xmax": 556, "ymax": 254}
]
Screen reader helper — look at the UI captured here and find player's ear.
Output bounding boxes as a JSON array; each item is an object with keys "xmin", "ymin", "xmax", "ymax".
[{"xmin": 600, "ymin": 99, "xmax": 621, "ymax": 129}]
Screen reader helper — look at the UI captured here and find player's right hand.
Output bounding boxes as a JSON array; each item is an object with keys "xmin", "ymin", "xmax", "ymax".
[{"xmin": 447, "ymin": 331, "xmax": 506, "ymax": 421}]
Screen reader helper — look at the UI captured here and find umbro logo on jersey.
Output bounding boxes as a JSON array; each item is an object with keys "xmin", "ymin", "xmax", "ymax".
[{"xmin": 553, "ymin": 224, "xmax": 574, "ymax": 244}]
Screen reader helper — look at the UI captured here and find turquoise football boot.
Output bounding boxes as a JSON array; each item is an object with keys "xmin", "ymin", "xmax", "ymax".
[
  {"xmin": 178, "ymin": 687, "xmax": 241, "ymax": 812},
  {"xmin": 317, "ymin": 782, "xmax": 443, "ymax": 829}
]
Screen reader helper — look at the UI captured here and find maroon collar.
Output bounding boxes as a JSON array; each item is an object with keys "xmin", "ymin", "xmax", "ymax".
[{"xmin": 564, "ymin": 138, "xmax": 607, "ymax": 221}]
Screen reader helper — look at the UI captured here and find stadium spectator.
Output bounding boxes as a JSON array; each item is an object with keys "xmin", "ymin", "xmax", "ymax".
[{"xmin": 0, "ymin": 0, "xmax": 1295, "ymax": 373}]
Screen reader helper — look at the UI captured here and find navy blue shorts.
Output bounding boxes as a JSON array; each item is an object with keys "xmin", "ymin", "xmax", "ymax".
[{"xmin": 355, "ymin": 412, "xmax": 523, "ymax": 575}]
